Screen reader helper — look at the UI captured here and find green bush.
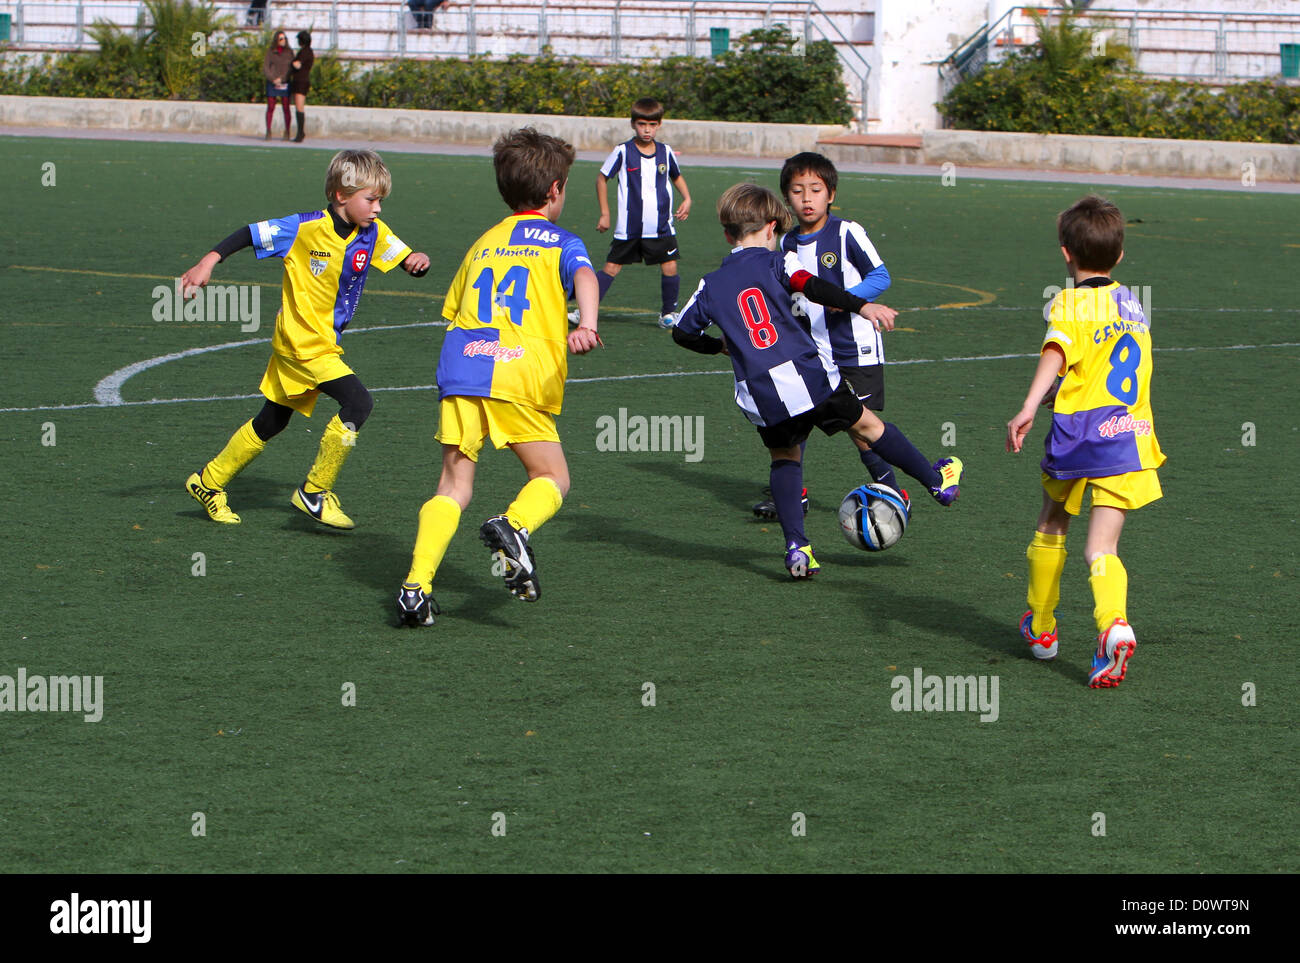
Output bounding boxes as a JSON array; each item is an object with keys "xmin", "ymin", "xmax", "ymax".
[
  {"xmin": 0, "ymin": 17, "xmax": 851, "ymax": 124},
  {"xmin": 939, "ymin": 10, "xmax": 1300, "ymax": 143}
]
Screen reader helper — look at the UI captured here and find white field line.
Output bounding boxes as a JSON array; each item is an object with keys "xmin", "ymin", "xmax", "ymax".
[{"xmin": 1, "ymin": 333, "xmax": 1297, "ymax": 415}]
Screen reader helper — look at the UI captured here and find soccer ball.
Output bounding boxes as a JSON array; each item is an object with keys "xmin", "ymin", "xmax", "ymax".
[{"xmin": 838, "ymin": 483, "xmax": 909, "ymax": 552}]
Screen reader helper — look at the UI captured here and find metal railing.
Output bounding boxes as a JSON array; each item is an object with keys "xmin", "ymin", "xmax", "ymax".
[
  {"xmin": 939, "ymin": 5, "xmax": 1300, "ymax": 93},
  {"xmin": 0, "ymin": 1, "xmax": 871, "ymax": 115}
]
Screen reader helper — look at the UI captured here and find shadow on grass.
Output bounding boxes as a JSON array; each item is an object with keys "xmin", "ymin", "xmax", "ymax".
[
  {"xmin": 824, "ymin": 578, "xmax": 1086, "ymax": 684},
  {"xmin": 329, "ymin": 529, "xmax": 522, "ymax": 629},
  {"xmin": 166, "ymin": 472, "xmax": 300, "ymax": 523}
]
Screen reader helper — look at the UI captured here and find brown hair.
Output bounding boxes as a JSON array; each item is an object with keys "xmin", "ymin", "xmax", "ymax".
[
  {"xmin": 779, "ymin": 151, "xmax": 838, "ymax": 197},
  {"xmin": 492, "ymin": 127, "xmax": 576, "ymax": 211},
  {"xmin": 631, "ymin": 97, "xmax": 665, "ymax": 122},
  {"xmin": 717, "ymin": 183, "xmax": 795, "ymax": 240},
  {"xmin": 324, "ymin": 149, "xmax": 391, "ymax": 202},
  {"xmin": 1058, "ymin": 194, "xmax": 1124, "ymax": 272}
]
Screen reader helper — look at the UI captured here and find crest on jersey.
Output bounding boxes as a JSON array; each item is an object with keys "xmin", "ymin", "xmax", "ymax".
[
  {"xmin": 310, "ymin": 257, "xmax": 327, "ymax": 277},
  {"xmin": 658, "ymin": 163, "xmax": 667, "ymax": 175},
  {"xmin": 820, "ymin": 251, "xmax": 838, "ymax": 269},
  {"xmin": 351, "ymin": 249, "xmax": 369, "ymax": 272}
]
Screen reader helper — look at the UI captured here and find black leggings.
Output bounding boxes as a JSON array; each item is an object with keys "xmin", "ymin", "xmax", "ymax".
[{"xmin": 250, "ymin": 374, "xmax": 374, "ymax": 441}]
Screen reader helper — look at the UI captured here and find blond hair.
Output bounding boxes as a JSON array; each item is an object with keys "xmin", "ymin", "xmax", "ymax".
[
  {"xmin": 717, "ymin": 183, "xmax": 794, "ymax": 240},
  {"xmin": 325, "ymin": 149, "xmax": 392, "ymax": 203}
]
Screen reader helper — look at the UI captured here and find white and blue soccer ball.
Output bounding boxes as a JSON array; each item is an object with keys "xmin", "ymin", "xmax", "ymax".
[{"xmin": 838, "ymin": 483, "xmax": 909, "ymax": 552}]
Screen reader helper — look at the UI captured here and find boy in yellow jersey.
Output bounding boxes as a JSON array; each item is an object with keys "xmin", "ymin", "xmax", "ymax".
[
  {"xmin": 1007, "ymin": 194, "xmax": 1166, "ymax": 688},
  {"xmin": 180, "ymin": 150, "xmax": 429, "ymax": 529},
  {"xmin": 397, "ymin": 128, "xmax": 601, "ymax": 626}
]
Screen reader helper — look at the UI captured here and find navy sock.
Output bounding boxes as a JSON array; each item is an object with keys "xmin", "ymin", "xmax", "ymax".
[
  {"xmin": 661, "ymin": 274, "xmax": 681, "ymax": 316},
  {"xmin": 597, "ymin": 270, "xmax": 615, "ymax": 300},
  {"xmin": 868, "ymin": 423, "xmax": 940, "ymax": 490},
  {"xmin": 770, "ymin": 458, "xmax": 807, "ymax": 546},
  {"xmin": 860, "ymin": 448, "xmax": 898, "ymax": 491}
]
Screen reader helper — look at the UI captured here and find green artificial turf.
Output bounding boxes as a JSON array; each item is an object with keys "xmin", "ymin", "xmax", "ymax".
[{"xmin": 1, "ymin": 136, "xmax": 1295, "ymax": 873}]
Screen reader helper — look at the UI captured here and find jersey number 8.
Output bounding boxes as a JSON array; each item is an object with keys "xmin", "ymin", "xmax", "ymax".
[
  {"xmin": 737, "ymin": 287, "xmax": 778, "ymax": 350},
  {"xmin": 1106, "ymin": 332, "xmax": 1141, "ymax": 405}
]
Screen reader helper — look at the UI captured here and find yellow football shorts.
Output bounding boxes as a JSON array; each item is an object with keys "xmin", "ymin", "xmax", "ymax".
[
  {"xmin": 1042, "ymin": 468, "xmax": 1163, "ymax": 516},
  {"xmin": 437, "ymin": 395, "xmax": 560, "ymax": 461},
  {"xmin": 259, "ymin": 352, "xmax": 354, "ymax": 416}
]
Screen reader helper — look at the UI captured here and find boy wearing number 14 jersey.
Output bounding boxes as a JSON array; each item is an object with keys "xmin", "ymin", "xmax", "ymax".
[
  {"xmin": 1007, "ymin": 194, "xmax": 1165, "ymax": 688},
  {"xmin": 397, "ymin": 128, "xmax": 601, "ymax": 626}
]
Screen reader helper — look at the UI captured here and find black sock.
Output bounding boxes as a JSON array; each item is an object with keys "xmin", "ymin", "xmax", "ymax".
[
  {"xmin": 661, "ymin": 274, "xmax": 681, "ymax": 316},
  {"xmin": 295, "ymin": 110, "xmax": 304, "ymax": 138},
  {"xmin": 860, "ymin": 448, "xmax": 899, "ymax": 491},
  {"xmin": 770, "ymin": 458, "xmax": 807, "ymax": 546},
  {"xmin": 868, "ymin": 423, "xmax": 940, "ymax": 490},
  {"xmin": 597, "ymin": 270, "xmax": 615, "ymax": 300}
]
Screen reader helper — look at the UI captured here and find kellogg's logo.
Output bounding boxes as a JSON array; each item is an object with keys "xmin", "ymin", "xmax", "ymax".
[
  {"xmin": 351, "ymin": 249, "xmax": 369, "ymax": 272},
  {"xmin": 1096, "ymin": 414, "xmax": 1152, "ymax": 439},
  {"xmin": 463, "ymin": 339, "xmax": 525, "ymax": 363}
]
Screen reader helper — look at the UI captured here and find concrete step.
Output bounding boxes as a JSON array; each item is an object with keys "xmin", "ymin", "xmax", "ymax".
[{"xmin": 816, "ymin": 133, "xmax": 924, "ymax": 166}]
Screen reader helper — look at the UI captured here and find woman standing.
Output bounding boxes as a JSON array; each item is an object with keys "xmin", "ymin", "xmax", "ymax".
[
  {"xmin": 263, "ymin": 30, "xmax": 294, "ymax": 141},
  {"xmin": 291, "ymin": 31, "xmax": 314, "ymax": 143}
]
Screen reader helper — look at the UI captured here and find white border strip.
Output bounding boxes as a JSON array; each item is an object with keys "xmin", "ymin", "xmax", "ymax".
[{"xmin": 2, "ymin": 338, "xmax": 1296, "ymax": 415}]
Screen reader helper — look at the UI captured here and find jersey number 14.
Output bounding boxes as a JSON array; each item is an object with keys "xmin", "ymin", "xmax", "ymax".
[{"xmin": 473, "ymin": 265, "xmax": 532, "ymax": 326}]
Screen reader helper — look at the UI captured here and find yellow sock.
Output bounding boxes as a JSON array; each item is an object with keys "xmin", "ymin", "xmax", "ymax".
[
  {"xmin": 304, "ymin": 414, "xmax": 357, "ymax": 492},
  {"xmin": 1026, "ymin": 531, "xmax": 1067, "ymax": 637},
  {"xmin": 1089, "ymin": 554, "xmax": 1128, "ymax": 633},
  {"xmin": 406, "ymin": 495, "xmax": 461, "ymax": 592},
  {"xmin": 505, "ymin": 477, "xmax": 563, "ymax": 534},
  {"xmin": 202, "ymin": 420, "xmax": 265, "ymax": 490}
]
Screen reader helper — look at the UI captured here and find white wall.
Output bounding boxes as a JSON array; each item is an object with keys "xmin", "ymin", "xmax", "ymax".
[{"xmin": 868, "ymin": 0, "xmax": 987, "ymax": 132}]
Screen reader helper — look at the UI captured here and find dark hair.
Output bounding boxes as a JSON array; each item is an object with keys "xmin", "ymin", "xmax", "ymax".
[
  {"xmin": 717, "ymin": 183, "xmax": 794, "ymax": 240},
  {"xmin": 297, "ymin": 30, "xmax": 312, "ymax": 47},
  {"xmin": 631, "ymin": 97, "xmax": 665, "ymax": 122},
  {"xmin": 779, "ymin": 151, "xmax": 838, "ymax": 197},
  {"xmin": 493, "ymin": 127, "xmax": 576, "ymax": 211},
  {"xmin": 1058, "ymin": 194, "xmax": 1124, "ymax": 272}
]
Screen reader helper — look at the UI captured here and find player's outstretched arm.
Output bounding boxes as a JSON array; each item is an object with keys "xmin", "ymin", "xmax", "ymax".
[
  {"xmin": 567, "ymin": 266, "xmax": 602, "ymax": 354},
  {"xmin": 1007, "ymin": 345, "xmax": 1066, "ymax": 453},
  {"xmin": 673, "ymin": 175, "xmax": 691, "ymax": 221},
  {"xmin": 401, "ymin": 251, "xmax": 431, "ymax": 277},
  {"xmin": 595, "ymin": 173, "xmax": 611, "ymax": 232},
  {"xmin": 180, "ymin": 251, "xmax": 220, "ymax": 299},
  {"xmin": 859, "ymin": 301, "xmax": 897, "ymax": 332},
  {"xmin": 181, "ymin": 225, "xmax": 255, "ymax": 298},
  {"xmin": 796, "ymin": 272, "xmax": 893, "ymax": 329}
]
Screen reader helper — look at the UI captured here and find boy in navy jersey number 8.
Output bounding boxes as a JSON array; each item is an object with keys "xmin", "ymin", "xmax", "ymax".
[{"xmin": 671, "ymin": 184, "xmax": 964, "ymax": 578}]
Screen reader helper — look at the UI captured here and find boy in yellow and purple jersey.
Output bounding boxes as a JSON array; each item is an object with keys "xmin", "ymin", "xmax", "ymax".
[
  {"xmin": 397, "ymin": 128, "xmax": 601, "ymax": 626},
  {"xmin": 180, "ymin": 149, "xmax": 429, "ymax": 529},
  {"xmin": 1007, "ymin": 194, "xmax": 1165, "ymax": 688}
]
